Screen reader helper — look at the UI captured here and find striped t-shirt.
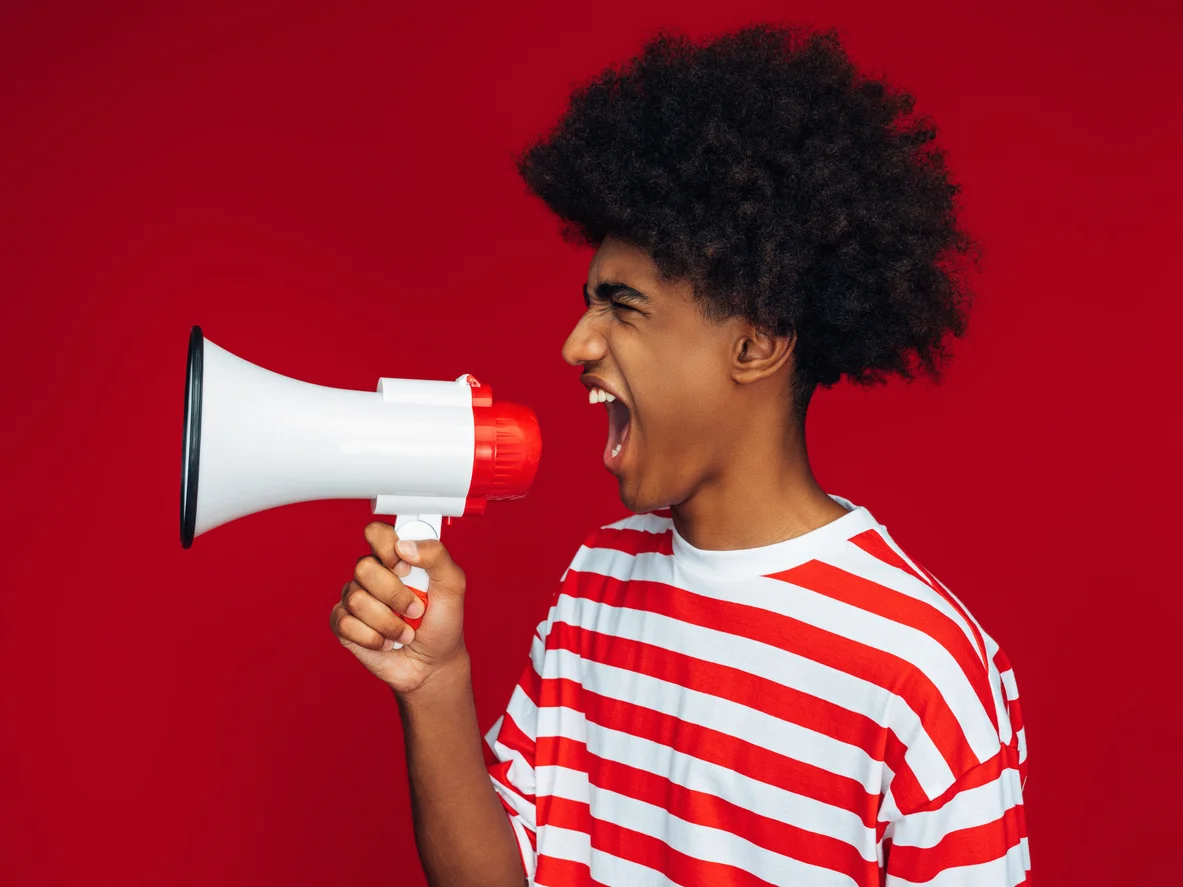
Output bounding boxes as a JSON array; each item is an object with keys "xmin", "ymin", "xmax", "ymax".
[{"xmin": 483, "ymin": 495, "xmax": 1030, "ymax": 886}]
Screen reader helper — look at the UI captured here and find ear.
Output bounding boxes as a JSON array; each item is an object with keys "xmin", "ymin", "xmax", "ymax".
[{"xmin": 730, "ymin": 322, "xmax": 796, "ymax": 385}]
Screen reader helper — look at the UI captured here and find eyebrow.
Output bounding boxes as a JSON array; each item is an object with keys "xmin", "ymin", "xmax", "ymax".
[{"xmin": 582, "ymin": 280, "xmax": 652, "ymax": 308}]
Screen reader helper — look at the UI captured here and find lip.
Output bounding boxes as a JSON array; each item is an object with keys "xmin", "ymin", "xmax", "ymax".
[
  {"xmin": 579, "ymin": 373, "xmax": 629, "ymax": 408},
  {"xmin": 579, "ymin": 373, "xmax": 632, "ymax": 474}
]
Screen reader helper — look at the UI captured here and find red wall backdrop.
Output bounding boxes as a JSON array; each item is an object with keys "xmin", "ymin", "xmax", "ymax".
[{"xmin": 2, "ymin": 1, "xmax": 1179, "ymax": 884}]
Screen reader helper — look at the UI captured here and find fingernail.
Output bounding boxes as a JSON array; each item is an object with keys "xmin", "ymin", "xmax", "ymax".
[
  {"xmin": 398, "ymin": 625, "xmax": 415, "ymax": 645},
  {"xmin": 393, "ymin": 560, "xmax": 411, "ymax": 577},
  {"xmin": 407, "ymin": 598, "xmax": 425, "ymax": 619},
  {"xmin": 396, "ymin": 540, "xmax": 417, "ymax": 558},
  {"xmin": 381, "ymin": 638, "xmax": 395, "ymax": 651}
]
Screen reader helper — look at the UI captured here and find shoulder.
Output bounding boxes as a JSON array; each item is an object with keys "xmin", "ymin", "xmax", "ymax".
[
  {"xmin": 811, "ymin": 525, "xmax": 1022, "ymax": 805},
  {"xmin": 562, "ymin": 509, "xmax": 675, "ymax": 577}
]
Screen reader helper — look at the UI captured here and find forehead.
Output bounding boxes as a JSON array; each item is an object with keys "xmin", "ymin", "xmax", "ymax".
[{"xmin": 587, "ymin": 237, "xmax": 688, "ymax": 301}]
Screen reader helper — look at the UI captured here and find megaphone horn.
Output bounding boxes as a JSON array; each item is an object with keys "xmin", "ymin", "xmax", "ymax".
[{"xmin": 179, "ymin": 325, "xmax": 542, "ymax": 553}]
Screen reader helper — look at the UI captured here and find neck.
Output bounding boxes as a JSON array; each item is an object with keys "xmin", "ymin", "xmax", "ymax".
[{"xmin": 669, "ymin": 410, "xmax": 848, "ymax": 551}]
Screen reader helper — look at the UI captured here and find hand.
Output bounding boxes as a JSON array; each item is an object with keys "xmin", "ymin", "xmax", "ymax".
[{"xmin": 329, "ymin": 521, "xmax": 468, "ymax": 696}]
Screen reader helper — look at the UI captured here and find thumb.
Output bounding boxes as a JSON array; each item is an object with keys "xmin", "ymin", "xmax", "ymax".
[{"xmin": 395, "ymin": 538, "xmax": 466, "ymax": 600}]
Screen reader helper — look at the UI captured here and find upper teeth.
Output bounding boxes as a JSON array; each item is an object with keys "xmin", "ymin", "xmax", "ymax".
[{"xmin": 588, "ymin": 387, "xmax": 616, "ymax": 404}]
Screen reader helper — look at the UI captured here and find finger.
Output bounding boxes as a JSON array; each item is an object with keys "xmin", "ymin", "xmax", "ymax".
[
  {"xmin": 364, "ymin": 521, "xmax": 401, "ymax": 570},
  {"xmin": 353, "ymin": 556, "xmax": 425, "ymax": 619},
  {"xmin": 393, "ymin": 538, "xmax": 466, "ymax": 599},
  {"xmin": 356, "ymin": 552, "xmax": 411, "ymax": 579},
  {"xmin": 331, "ymin": 602, "xmax": 391, "ymax": 651},
  {"xmin": 341, "ymin": 581, "xmax": 415, "ymax": 645}
]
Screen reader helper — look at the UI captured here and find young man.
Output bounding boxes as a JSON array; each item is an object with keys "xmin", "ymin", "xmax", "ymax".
[{"xmin": 330, "ymin": 23, "xmax": 1029, "ymax": 887}]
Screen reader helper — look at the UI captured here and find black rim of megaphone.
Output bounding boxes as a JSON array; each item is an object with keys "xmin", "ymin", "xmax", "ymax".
[{"xmin": 180, "ymin": 325, "xmax": 204, "ymax": 549}]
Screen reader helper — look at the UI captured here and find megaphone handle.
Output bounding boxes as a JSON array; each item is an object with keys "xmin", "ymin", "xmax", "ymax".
[{"xmin": 390, "ymin": 514, "xmax": 442, "ymax": 647}]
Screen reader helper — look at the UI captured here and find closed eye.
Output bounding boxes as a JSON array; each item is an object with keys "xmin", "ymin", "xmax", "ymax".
[{"xmin": 583, "ymin": 281, "xmax": 651, "ymax": 316}]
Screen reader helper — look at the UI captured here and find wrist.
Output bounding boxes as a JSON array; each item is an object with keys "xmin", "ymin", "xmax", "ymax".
[{"xmin": 392, "ymin": 647, "xmax": 473, "ymax": 708}]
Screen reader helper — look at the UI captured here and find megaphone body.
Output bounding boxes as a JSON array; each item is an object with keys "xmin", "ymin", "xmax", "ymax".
[{"xmin": 181, "ymin": 326, "xmax": 541, "ymax": 627}]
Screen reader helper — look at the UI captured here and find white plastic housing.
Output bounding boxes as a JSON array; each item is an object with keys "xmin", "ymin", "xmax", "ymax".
[{"xmin": 192, "ymin": 337, "xmax": 479, "ymax": 539}]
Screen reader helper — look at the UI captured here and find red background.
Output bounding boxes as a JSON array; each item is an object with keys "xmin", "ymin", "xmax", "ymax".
[{"xmin": 2, "ymin": 1, "xmax": 1180, "ymax": 884}]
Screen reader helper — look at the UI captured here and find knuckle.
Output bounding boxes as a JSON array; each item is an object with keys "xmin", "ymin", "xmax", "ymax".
[
  {"xmin": 365, "ymin": 521, "xmax": 393, "ymax": 543},
  {"xmin": 344, "ymin": 586, "xmax": 369, "ymax": 614},
  {"xmin": 385, "ymin": 613, "xmax": 407, "ymax": 639},
  {"xmin": 353, "ymin": 556, "xmax": 375, "ymax": 584}
]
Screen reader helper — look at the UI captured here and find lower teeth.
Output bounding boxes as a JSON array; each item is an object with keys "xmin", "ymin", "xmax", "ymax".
[{"xmin": 611, "ymin": 443, "xmax": 622, "ymax": 458}]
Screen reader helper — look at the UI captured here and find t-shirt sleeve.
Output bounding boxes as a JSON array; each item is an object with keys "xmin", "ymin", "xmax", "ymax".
[
  {"xmin": 483, "ymin": 617, "xmax": 549, "ymax": 883},
  {"xmin": 881, "ymin": 648, "xmax": 1031, "ymax": 885}
]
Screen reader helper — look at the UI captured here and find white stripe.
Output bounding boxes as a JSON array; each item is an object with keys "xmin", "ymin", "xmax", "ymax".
[
  {"xmin": 537, "ymin": 823, "xmax": 676, "ymax": 886},
  {"xmin": 999, "ymin": 668, "xmax": 1018, "ymax": 701},
  {"xmin": 874, "ymin": 529, "xmax": 936, "ymax": 595},
  {"xmin": 489, "ymin": 767, "xmax": 538, "ymax": 834},
  {"xmin": 817, "ymin": 541, "xmax": 984, "ymax": 668},
  {"xmin": 605, "ymin": 512, "xmax": 673, "ymax": 534},
  {"xmin": 536, "ymin": 707, "xmax": 878, "ymax": 861},
  {"xmin": 542, "ymin": 765, "xmax": 861, "ymax": 887},
  {"xmin": 567, "ymin": 542, "xmax": 651, "ymax": 579},
  {"xmin": 487, "ymin": 693, "xmax": 541, "ymax": 828},
  {"xmin": 484, "ymin": 714, "xmax": 504, "ymax": 749},
  {"xmin": 507, "ymin": 814, "xmax": 537, "ymax": 882},
  {"xmin": 552, "ymin": 588, "xmax": 956, "ymax": 796},
  {"xmin": 977, "ymin": 632, "xmax": 1014, "ymax": 747},
  {"xmin": 886, "ymin": 836, "xmax": 1029, "ymax": 886},
  {"xmin": 890, "ymin": 766, "xmax": 1024, "ymax": 850},
  {"xmin": 528, "ymin": 629, "xmax": 547, "ymax": 679}
]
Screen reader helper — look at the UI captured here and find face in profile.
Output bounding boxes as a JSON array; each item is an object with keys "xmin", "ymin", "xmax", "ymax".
[{"xmin": 562, "ymin": 236, "xmax": 759, "ymax": 514}]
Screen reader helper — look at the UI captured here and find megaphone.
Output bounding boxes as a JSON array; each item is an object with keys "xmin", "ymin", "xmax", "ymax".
[{"xmin": 180, "ymin": 326, "xmax": 541, "ymax": 623}]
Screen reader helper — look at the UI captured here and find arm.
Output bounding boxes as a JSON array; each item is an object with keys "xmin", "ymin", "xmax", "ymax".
[
  {"xmin": 883, "ymin": 752, "xmax": 1029, "ymax": 885},
  {"xmin": 881, "ymin": 646, "xmax": 1031, "ymax": 885},
  {"xmin": 397, "ymin": 656, "xmax": 527, "ymax": 887},
  {"xmin": 329, "ymin": 523, "xmax": 527, "ymax": 887}
]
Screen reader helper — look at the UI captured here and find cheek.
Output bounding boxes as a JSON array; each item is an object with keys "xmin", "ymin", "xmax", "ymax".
[
  {"xmin": 624, "ymin": 330, "xmax": 727, "ymax": 450},
  {"xmin": 636, "ymin": 367, "xmax": 721, "ymax": 450}
]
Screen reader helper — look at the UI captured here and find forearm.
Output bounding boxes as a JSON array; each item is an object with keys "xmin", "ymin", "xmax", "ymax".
[{"xmin": 395, "ymin": 653, "xmax": 526, "ymax": 887}]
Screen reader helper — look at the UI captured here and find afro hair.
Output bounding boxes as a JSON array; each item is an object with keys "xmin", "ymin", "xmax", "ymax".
[{"xmin": 517, "ymin": 23, "xmax": 982, "ymax": 419}]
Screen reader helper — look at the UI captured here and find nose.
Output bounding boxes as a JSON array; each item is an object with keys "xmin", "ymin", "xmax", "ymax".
[{"xmin": 561, "ymin": 311, "xmax": 608, "ymax": 367}]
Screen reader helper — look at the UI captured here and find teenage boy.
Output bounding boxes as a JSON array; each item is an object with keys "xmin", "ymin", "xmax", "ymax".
[{"xmin": 331, "ymin": 23, "xmax": 1029, "ymax": 886}]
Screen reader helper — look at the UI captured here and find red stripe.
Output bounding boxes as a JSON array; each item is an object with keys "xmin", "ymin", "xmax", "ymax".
[
  {"xmin": 887, "ymin": 804, "xmax": 1027, "ymax": 882},
  {"xmin": 492, "ymin": 710, "xmax": 536, "ymax": 780},
  {"xmin": 533, "ymin": 854, "xmax": 599, "ymax": 887},
  {"xmin": 489, "ymin": 759, "xmax": 536, "ymax": 807},
  {"xmin": 549, "ymin": 796, "xmax": 785, "ymax": 887},
  {"xmin": 543, "ymin": 624, "xmax": 881, "ymax": 826},
  {"xmin": 850, "ymin": 531, "xmax": 990, "ymax": 671},
  {"xmin": 771, "ymin": 558, "xmax": 1000, "ymax": 736},
  {"xmin": 589, "ymin": 525, "xmax": 674, "ymax": 556},
  {"xmin": 566, "ymin": 568, "xmax": 977, "ymax": 778},
  {"xmin": 510, "ymin": 649, "xmax": 543, "ymax": 709},
  {"xmin": 882, "ymin": 729, "xmax": 928, "ymax": 815}
]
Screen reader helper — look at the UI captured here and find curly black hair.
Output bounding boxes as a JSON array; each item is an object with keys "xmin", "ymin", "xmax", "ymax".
[{"xmin": 517, "ymin": 23, "xmax": 981, "ymax": 419}]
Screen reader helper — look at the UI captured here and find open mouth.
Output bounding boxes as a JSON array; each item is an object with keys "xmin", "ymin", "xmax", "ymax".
[{"xmin": 586, "ymin": 384, "xmax": 632, "ymax": 472}]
